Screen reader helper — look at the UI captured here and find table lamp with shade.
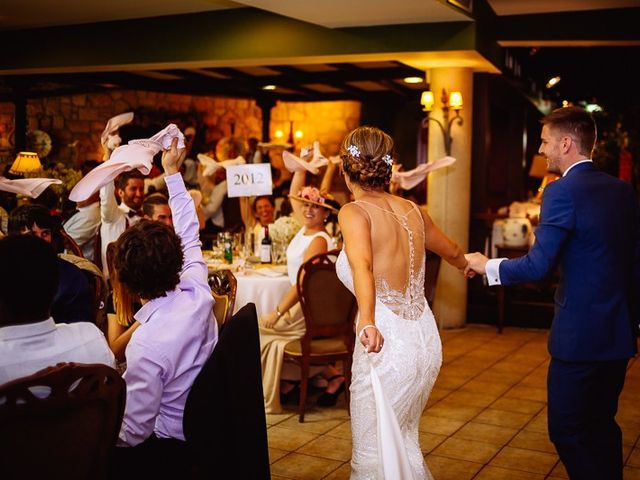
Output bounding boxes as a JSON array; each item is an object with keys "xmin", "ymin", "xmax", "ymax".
[
  {"xmin": 529, "ymin": 154, "xmax": 559, "ymax": 203},
  {"xmin": 9, "ymin": 152, "xmax": 42, "ymax": 176}
]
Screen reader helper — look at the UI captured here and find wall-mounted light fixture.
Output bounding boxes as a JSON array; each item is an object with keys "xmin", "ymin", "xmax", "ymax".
[
  {"xmin": 421, "ymin": 88, "xmax": 463, "ymax": 156},
  {"xmin": 9, "ymin": 151, "xmax": 42, "ymax": 175}
]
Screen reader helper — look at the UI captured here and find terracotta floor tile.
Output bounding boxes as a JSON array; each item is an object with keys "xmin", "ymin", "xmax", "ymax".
[
  {"xmin": 489, "ymin": 446, "xmax": 557, "ymax": 475},
  {"xmin": 419, "ymin": 414, "xmax": 466, "ymax": 435},
  {"xmin": 474, "ymin": 408, "xmax": 534, "ymax": 429},
  {"xmin": 269, "ymin": 447, "xmax": 289, "ymax": 464},
  {"xmin": 426, "ymin": 401, "xmax": 484, "ymax": 422},
  {"xmin": 624, "ymin": 466, "xmax": 640, "ymax": 480},
  {"xmin": 549, "ymin": 460, "xmax": 569, "ymax": 478},
  {"xmin": 267, "ymin": 425, "xmax": 319, "ymax": 451},
  {"xmin": 491, "ymin": 397, "xmax": 545, "ymax": 415},
  {"xmin": 460, "ymin": 379, "xmax": 512, "ymax": 396},
  {"xmin": 321, "ymin": 462, "xmax": 351, "ymax": 480},
  {"xmin": 267, "ymin": 412, "xmax": 295, "ymax": 426},
  {"xmin": 433, "ymin": 373, "xmax": 472, "ymax": 390},
  {"xmin": 504, "ymin": 385, "xmax": 547, "ymax": 403},
  {"xmin": 475, "ymin": 369, "xmax": 524, "ymax": 385},
  {"xmin": 297, "ymin": 435, "xmax": 352, "ymax": 462},
  {"xmin": 425, "ymin": 454, "xmax": 483, "ymax": 480},
  {"xmin": 325, "ymin": 420, "xmax": 352, "ymax": 440},
  {"xmin": 523, "ymin": 409, "xmax": 548, "ymax": 433},
  {"xmin": 279, "ymin": 412, "xmax": 346, "ymax": 434},
  {"xmin": 453, "ymin": 421, "xmax": 519, "ymax": 447},
  {"xmin": 271, "ymin": 452, "xmax": 343, "ymax": 480},
  {"xmin": 473, "ymin": 465, "xmax": 546, "ymax": 479},
  {"xmin": 628, "ymin": 447, "xmax": 640, "ymax": 467},
  {"xmin": 419, "ymin": 431, "xmax": 448, "ymax": 454},
  {"xmin": 432, "ymin": 437, "xmax": 501, "ymax": 464},
  {"xmin": 444, "ymin": 390, "xmax": 500, "ymax": 408},
  {"xmin": 508, "ymin": 429, "xmax": 556, "ymax": 454}
]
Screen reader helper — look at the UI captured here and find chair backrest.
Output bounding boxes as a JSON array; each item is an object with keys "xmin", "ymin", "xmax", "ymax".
[
  {"xmin": 60, "ymin": 228, "xmax": 84, "ymax": 257},
  {"xmin": 0, "ymin": 363, "xmax": 125, "ymax": 480},
  {"xmin": 424, "ymin": 249, "xmax": 442, "ymax": 307},
  {"xmin": 296, "ymin": 249, "xmax": 357, "ymax": 346},
  {"xmin": 183, "ymin": 303, "xmax": 270, "ymax": 479},
  {"xmin": 209, "ymin": 269, "xmax": 237, "ymax": 329}
]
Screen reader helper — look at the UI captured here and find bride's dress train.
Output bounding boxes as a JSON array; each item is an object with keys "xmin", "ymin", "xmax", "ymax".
[{"xmin": 336, "ymin": 201, "xmax": 442, "ymax": 479}]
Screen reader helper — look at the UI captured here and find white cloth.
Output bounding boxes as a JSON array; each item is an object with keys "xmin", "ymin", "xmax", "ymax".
[
  {"xmin": 391, "ymin": 156, "xmax": 456, "ymax": 191},
  {"xmin": 0, "ymin": 176, "xmax": 62, "ymax": 198},
  {"xmin": 337, "ymin": 248, "xmax": 440, "ymax": 479},
  {"xmin": 101, "ymin": 112, "xmax": 134, "ymax": 146},
  {"xmin": 0, "ymin": 317, "xmax": 115, "ymax": 386},
  {"xmin": 70, "ymin": 124, "xmax": 184, "ymax": 202},
  {"xmin": 286, "ymin": 228, "xmax": 336, "ymax": 285},
  {"xmin": 233, "ymin": 274, "xmax": 291, "ymax": 318},
  {"xmin": 197, "ymin": 154, "xmax": 246, "ymax": 177},
  {"xmin": 63, "ymin": 202, "xmax": 101, "ymax": 261},
  {"xmin": 282, "ymin": 141, "xmax": 328, "ymax": 175},
  {"xmin": 202, "ymin": 180, "xmax": 227, "ymax": 228}
]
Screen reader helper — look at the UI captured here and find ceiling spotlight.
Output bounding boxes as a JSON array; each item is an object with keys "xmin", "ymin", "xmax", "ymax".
[
  {"xmin": 545, "ymin": 76, "xmax": 561, "ymax": 89},
  {"xmin": 403, "ymin": 77, "xmax": 423, "ymax": 84},
  {"xmin": 262, "ymin": 85, "xmax": 276, "ymax": 91}
]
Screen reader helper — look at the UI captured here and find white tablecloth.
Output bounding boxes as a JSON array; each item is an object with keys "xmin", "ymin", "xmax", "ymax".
[{"xmin": 233, "ymin": 271, "xmax": 291, "ymax": 318}]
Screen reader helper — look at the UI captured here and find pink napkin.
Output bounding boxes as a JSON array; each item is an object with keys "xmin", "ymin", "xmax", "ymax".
[
  {"xmin": 197, "ymin": 154, "xmax": 246, "ymax": 177},
  {"xmin": 282, "ymin": 141, "xmax": 328, "ymax": 175},
  {"xmin": 391, "ymin": 156, "xmax": 456, "ymax": 190},
  {"xmin": 69, "ymin": 124, "xmax": 185, "ymax": 202},
  {"xmin": 101, "ymin": 112, "xmax": 134, "ymax": 149},
  {"xmin": 0, "ymin": 176, "xmax": 62, "ymax": 198}
]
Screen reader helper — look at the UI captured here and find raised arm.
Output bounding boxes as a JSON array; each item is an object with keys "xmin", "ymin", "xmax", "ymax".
[
  {"xmin": 420, "ymin": 207, "xmax": 468, "ymax": 271},
  {"xmin": 338, "ymin": 203, "xmax": 383, "ymax": 353},
  {"xmin": 320, "ymin": 162, "xmax": 337, "ymax": 195},
  {"xmin": 162, "ymin": 138, "xmax": 207, "ymax": 285}
]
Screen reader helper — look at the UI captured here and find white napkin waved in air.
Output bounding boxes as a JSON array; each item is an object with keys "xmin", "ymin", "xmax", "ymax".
[
  {"xmin": 101, "ymin": 112, "xmax": 134, "ymax": 149},
  {"xmin": 0, "ymin": 177, "xmax": 63, "ymax": 198},
  {"xmin": 391, "ymin": 156, "xmax": 456, "ymax": 190},
  {"xmin": 282, "ymin": 141, "xmax": 329, "ymax": 175},
  {"xmin": 197, "ymin": 154, "xmax": 246, "ymax": 178},
  {"xmin": 69, "ymin": 124, "xmax": 185, "ymax": 202}
]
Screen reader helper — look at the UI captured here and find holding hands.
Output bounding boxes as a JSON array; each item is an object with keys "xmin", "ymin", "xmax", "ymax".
[{"xmin": 464, "ymin": 252, "xmax": 490, "ymax": 276}]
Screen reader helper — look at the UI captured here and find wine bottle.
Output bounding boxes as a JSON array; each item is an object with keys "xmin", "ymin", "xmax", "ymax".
[{"xmin": 260, "ymin": 226, "xmax": 272, "ymax": 264}]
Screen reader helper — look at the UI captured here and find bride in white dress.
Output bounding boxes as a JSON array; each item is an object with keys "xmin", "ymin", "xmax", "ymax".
[{"xmin": 337, "ymin": 126, "xmax": 469, "ymax": 479}]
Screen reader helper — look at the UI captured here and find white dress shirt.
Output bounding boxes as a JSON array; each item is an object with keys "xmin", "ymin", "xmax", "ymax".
[
  {"xmin": 0, "ymin": 317, "xmax": 115, "ymax": 386},
  {"xmin": 63, "ymin": 202, "xmax": 101, "ymax": 261}
]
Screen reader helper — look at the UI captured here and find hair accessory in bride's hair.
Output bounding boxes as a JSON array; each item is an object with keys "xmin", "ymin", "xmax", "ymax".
[
  {"xmin": 347, "ymin": 144, "xmax": 361, "ymax": 158},
  {"xmin": 382, "ymin": 154, "xmax": 393, "ymax": 166}
]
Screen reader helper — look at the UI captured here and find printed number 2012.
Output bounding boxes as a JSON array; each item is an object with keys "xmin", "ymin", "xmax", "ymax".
[{"xmin": 233, "ymin": 173, "xmax": 264, "ymax": 185}]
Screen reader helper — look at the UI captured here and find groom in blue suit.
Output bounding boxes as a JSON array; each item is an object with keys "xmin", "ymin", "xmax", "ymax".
[{"xmin": 466, "ymin": 106, "xmax": 639, "ymax": 479}]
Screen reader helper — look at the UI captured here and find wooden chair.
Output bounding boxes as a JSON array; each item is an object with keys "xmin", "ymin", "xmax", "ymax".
[
  {"xmin": 209, "ymin": 269, "xmax": 237, "ymax": 330},
  {"xmin": 424, "ymin": 249, "xmax": 442, "ymax": 308},
  {"xmin": 0, "ymin": 363, "xmax": 125, "ymax": 480},
  {"xmin": 59, "ymin": 227, "xmax": 84, "ymax": 257},
  {"xmin": 183, "ymin": 303, "xmax": 270, "ymax": 479},
  {"xmin": 283, "ymin": 249, "xmax": 357, "ymax": 422}
]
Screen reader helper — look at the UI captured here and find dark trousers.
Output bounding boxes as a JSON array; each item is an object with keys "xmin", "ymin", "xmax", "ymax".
[
  {"xmin": 109, "ymin": 434, "xmax": 192, "ymax": 479},
  {"xmin": 547, "ymin": 358, "xmax": 628, "ymax": 480}
]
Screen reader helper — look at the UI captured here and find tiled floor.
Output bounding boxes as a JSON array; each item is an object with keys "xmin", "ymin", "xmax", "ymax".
[{"xmin": 265, "ymin": 325, "xmax": 640, "ymax": 479}]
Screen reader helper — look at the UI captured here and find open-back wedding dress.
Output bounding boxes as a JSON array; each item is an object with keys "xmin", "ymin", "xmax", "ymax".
[{"xmin": 336, "ymin": 199, "xmax": 442, "ymax": 479}]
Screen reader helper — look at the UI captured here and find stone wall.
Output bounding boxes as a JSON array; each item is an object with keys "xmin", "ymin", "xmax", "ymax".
[{"xmin": 0, "ymin": 93, "xmax": 360, "ymax": 171}]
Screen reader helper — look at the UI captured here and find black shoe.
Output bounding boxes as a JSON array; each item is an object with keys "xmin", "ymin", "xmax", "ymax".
[
  {"xmin": 316, "ymin": 376, "xmax": 345, "ymax": 407},
  {"xmin": 280, "ymin": 383, "xmax": 300, "ymax": 405}
]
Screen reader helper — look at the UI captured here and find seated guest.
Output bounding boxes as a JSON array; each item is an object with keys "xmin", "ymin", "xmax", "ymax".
[
  {"xmin": 142, "ymin": 193, "xmax": 173, "ymax": 227},
  {"xmin": 240, "ymin": 195, "xmax": 275, "ymax": 254},
  {"xmin": 9, "ymin": 205, "xmax": 93, "ymax": 324},
  {"xmin": 0, "ymin": 235, "xmax": 115, "ymax": 386},
  {"xmin": 63, "ymin": 191, "xmax": 101, "ymax": 262},
  {"xmin": 111, "ymin": 138, "xmax": 217, "ymax": 471}
]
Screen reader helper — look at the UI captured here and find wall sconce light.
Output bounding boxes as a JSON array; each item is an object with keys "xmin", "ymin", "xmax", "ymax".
[
  {"xmin": 294, "ymin": 130, "xmax": 304, "ymax": 139},
  {"xmin": 421, "ymin": 88, "xmax": 463, "ymax": 156},
  {"xmin": 9, "ymin": 151, "xmax": 42, "ymax": 175},
  {"xmin": 274, "ymin": 130, "xmax": 284, "ymax": 139}
]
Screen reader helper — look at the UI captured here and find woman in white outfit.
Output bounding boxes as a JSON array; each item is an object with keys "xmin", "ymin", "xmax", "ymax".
[
  {"xmin": 259, "ymin": 166, "xmax": 343, "ymax": 414},
  {"xmin": 337, "ymin": 126, "xmax": 469, "ymax": 479}
]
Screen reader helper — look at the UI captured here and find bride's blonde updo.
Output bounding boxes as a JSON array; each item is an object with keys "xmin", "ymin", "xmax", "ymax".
[{"xmin": 340, "ymin": 126, "xmax": 394, "ymax": 189}]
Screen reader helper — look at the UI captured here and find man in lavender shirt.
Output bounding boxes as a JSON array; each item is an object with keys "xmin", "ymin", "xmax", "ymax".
[{"xmin": 110, "ymin": 137, "xmax": 217, "ymax": 474}]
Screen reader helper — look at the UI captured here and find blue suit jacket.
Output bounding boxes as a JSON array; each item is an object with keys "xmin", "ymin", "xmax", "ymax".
[{"xmin": 500, "ymin": 162, "xmax": 640, "ymax": 361}]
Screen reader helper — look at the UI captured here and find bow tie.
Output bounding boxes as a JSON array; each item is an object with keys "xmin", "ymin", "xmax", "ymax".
[{"xmin": 127, "ymin": 210, "xmax": 143, "ymax": 218}]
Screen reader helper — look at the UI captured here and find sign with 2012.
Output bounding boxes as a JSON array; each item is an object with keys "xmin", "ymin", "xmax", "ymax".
[{"xmin": 226, "ymin": 163, "xmax": 273, "ymax": 197}]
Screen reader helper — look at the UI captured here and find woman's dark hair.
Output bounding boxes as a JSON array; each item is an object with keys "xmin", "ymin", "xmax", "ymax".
[
  {"xmin": 340, "ymin": 126, "xmax": 394, "ymax": 189},
  {"xmin": 8, "ymin": 204, "xmax": 56, "ymax": 235},
  {"xmin": 113, "ymin": 220, "xmax": 184, "ymax": 300},
  {"xmin": 0, "ymin": 235, "xmax": 59, "ymax": 325}
]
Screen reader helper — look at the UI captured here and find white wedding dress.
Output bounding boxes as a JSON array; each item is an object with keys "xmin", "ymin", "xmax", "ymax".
[{"xmin": 336, "ymin": 200, "xmax": 442, "ymax": 479}]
